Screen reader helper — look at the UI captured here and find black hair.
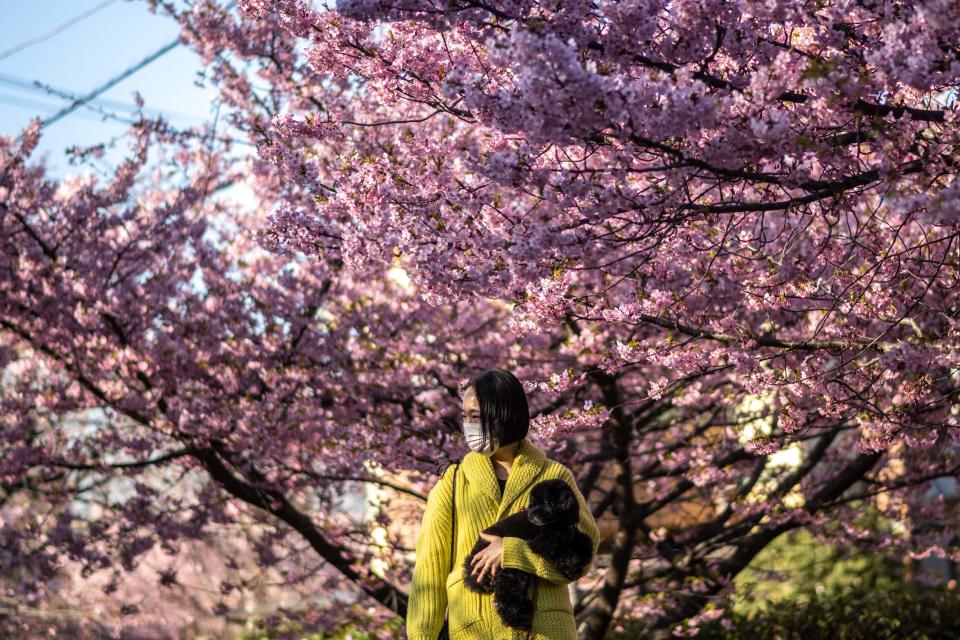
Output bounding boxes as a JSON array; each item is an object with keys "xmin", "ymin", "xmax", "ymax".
[{"xmin": 461, "ymin": 367, "xmax": 530, "ymax": 451}]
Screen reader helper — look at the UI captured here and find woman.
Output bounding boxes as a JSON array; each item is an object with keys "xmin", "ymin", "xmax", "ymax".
[{"xmin": 406, "ymin": 368, "xmax": 601, "ymax": 640}]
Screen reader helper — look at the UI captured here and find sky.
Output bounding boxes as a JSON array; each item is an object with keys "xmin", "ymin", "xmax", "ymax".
[{"xmin": 0, "ymin": 0, "xmax": 220, "ymax": 176}]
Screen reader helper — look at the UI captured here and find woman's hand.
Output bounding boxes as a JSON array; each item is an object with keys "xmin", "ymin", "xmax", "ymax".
[{"xmin": 470, "ymin": 532, "xmax": 504, "ymax": 582}]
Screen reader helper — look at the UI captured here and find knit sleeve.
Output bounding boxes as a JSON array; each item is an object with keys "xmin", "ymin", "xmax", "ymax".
[
  {"xmin": 405, "ymin": 464, "xmax": 455, "ymax": 640},
  {"xmin": 500, "ymin": 466, "xmax": 600, "ymax": 586}
]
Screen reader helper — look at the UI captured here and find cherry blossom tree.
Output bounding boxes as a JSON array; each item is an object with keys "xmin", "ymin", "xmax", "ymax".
[
  {"xmin": 0, "ymin": 113, "xmax": 538, "ymax": 636},
  {"xmin": 135, "ymin": 0, "xmax": 960, "ymax": 636},
  {"xmin": 4, "ymin": 0, "xmax": 960, "ymax": 637}
]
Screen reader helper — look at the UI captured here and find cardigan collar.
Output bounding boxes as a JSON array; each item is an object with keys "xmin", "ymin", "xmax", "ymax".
[{"xmin": 460, "ymin": 437, "xmax": 547, "ymax": 520}]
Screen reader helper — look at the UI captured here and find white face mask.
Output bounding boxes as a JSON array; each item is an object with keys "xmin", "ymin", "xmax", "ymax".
[{"xmin": 463, "ymin": 421, "xmax": 499, "ymax": 456}]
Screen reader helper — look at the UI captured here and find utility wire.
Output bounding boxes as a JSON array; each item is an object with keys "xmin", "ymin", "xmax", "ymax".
[
  {"xmin": 0, "ymin": 72, "xmax": 202, "ymax": 122},
  {"xmin": 41, "ymin": 36, "xmax": 181, "ymax": 129},
  {"xmin": 7, "ymin": 0, "xmax": 246, "ymax": 148},
  {"xmin": 10, "ymin": 0, "xmax": 236, "ymax": 128},
  {"xmin": 0, "ymin": 75, "xmax": 251, "ymax": 146},
  {"xmin": 38, "ymin": 0, "xmax": 237, "ymax": 129},
  {"xmin": 0, "ymin": 0, "xmax": 120, "ymax": 63},
  {"xmin": 0, "ymin": 92, "xmax": 97, "ymax": 116},
  {"xmin": 0, "ymin": 66, "xmax": 252, "ymax": 148}
]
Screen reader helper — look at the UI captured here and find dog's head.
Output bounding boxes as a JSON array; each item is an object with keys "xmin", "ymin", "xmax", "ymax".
[{"xmin": 524, "ymin": 479, "xmax": 579, "ymax": 526}]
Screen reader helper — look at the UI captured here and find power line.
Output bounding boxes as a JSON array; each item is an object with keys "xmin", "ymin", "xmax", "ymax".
[
  {"xmin": 0, "ymin": 72, "xmax": 138, "ymax": 112},
  {"xmin": 0, "ymin": 92, "xmax": 156, "ymax": 127},
  {"xmin": 0, "ymin": 0, "xmax": 120, "ymax": 63},
  {"xmin": 0, "ymin": 72, "xmax": 254, "ymax": 146},
  {"xmin": 0, "ymin": 72, "xmax": 202, "ymax": 122},
  {"xmin": 40, "ymin": 0, "xmax": 238, "ymax": 129},
  {"xmin": 5, "ymin": 0, "xmax": 247, "ymax": 147},
  {"xmin": 40, "ymin": 36, "xmax": 181, "ymax": 129},
  {"xmin": 0, "ymin": 62, "xmax": 254, "ymax": 147},
  {"xmin": 2, "ymin": 0, "xmax": 240, "ymax": 131},
  {"xmin": 0, "ymin": 92, "xmax": 81, "ymax": 114},
  {"xmin": 0, "ymin": 88, "xmax": 252, "ymax": 146}
]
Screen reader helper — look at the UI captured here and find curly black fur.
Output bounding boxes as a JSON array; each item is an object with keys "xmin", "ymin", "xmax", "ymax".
[{"xmin": 461, "ymin": 479, "xmax": 593, "ymax": 630}]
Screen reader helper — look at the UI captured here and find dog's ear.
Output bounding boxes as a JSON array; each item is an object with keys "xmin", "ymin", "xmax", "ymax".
[
  {"xmin": 545, "ymin": 480, "xmax": 579, "ymax": 525},
  {"xmin": 530, "ymin": 479, "xmax": 568, "ymax": 503}
]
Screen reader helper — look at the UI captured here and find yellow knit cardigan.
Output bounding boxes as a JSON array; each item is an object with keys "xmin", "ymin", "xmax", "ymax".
[{"xmin": 406, "ymin": 438, "xmax": 600, "ymax": 640}]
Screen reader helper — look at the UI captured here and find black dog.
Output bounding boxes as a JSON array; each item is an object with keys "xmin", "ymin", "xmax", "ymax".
[{"xmin": 461, "ymin": 479, "xmax": 593, "ymax": 630}]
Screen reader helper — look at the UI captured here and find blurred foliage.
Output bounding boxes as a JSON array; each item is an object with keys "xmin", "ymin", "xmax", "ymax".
[
  {"xmin": 693, "ymin": 587, "xmax": 960, "ymax": 639},
  {"xmin": 731, "ymin": 528, "xmax": 909, "ymax": 616},
  {"xmin": 609, "ymin": 527, "xmax": 958, "ymax": 639}
]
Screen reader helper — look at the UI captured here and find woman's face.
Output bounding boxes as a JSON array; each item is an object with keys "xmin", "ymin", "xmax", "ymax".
[
  {"xmin": 461, "ymin": 387, "xmax": 499, "ymax": 454},
  {"xmin": 462, "ymin": 387, "xmax": 481, "ymax": 426}
]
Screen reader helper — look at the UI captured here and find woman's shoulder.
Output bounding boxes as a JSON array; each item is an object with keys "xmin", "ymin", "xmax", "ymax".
[
  {"xmin": 434, "ymin": 456, "xmax": 461, "ymax": 478},
  {"xmin": 428, "ymin": 456, "xmax": 463, "ymax": 495},
  {"xmin": 541, "ymin": 456, "xmax": 575, "ymax": 481},
  {"xmin": 422, "ymin": 463, "xmax": 457, "ymax": 513}
]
